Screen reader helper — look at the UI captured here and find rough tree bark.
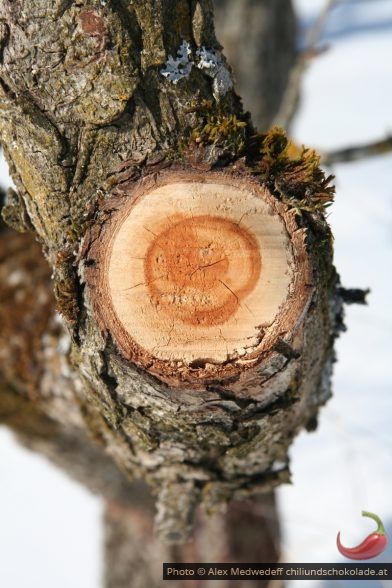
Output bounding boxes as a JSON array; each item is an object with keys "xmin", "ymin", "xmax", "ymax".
[{"xmin": 0, "ymin": 1, "xmax": 343, "ymax": 586}]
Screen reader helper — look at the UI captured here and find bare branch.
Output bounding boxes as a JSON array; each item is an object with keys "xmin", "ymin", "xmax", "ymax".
[
  {"xmin": 274, "ymin": 0, "xmax": 339, "ymax": 130},
  {"xmin": 322, "ymin": 135, "xmax": 392, "ymax": 166}
]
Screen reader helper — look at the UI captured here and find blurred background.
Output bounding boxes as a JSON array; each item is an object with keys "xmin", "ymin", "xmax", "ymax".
[
  {"xmin": 1, "ymin": 0, "xmax": 392, "ymax": 586},
  {"xmin": 278, "ymin": 0, "xmax": 392, "ymax": 585}
]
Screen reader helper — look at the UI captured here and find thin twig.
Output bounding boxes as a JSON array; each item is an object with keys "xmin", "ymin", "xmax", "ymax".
[
  {"xmin": 274, "ymin": 0, "xmax": 340, "ymax": 130},
  {"xmin": 322, "ymin": 135, "xmax": 392, "ymax": 165}
]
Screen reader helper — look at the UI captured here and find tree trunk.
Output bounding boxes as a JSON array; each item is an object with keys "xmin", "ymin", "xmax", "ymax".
[
  {"xmin": 0, "ymin": 0, "xmax": 343, "ymax": 584},
  {"xmin": 104, "ymin": 494, "xmax": 281, "ymax": 588}
]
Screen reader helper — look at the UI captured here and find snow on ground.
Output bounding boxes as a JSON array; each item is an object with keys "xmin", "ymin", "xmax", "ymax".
[{"xmin": 1, "ymin": 1, "xmax": 392, "ymax": 586}]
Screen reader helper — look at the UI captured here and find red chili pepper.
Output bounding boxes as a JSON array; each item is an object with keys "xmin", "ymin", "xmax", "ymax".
[{"xmin": 337, "ymin": 511, "xmax": 388, "ymax": 560}]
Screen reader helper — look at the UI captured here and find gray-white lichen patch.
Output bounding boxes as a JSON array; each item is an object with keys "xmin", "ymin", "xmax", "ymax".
[
  {"xmin": 160, "ymin": 41, "xmax": 193, "ymax": 85},
  {"xmin": 196, "ymin": 46, "xmax": 233, "ymax": 101},
  {"xmin": 161, "ymin": 41, "xmax": 233, "ymax": 101}
]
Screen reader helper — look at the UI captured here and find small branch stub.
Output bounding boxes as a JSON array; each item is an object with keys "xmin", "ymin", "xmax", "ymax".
[
  {"xmin": 79, "ymin": 165, "xmax": 337, "ymax": 539},
  {"xmin": 83, "ymin": 168, "xmax": 313, "ymax": 391}
]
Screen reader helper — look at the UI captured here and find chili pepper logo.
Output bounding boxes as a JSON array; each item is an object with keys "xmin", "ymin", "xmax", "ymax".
[{"xmin": 337, "ymin": 511, "xmax": 388, "ymax": 560}]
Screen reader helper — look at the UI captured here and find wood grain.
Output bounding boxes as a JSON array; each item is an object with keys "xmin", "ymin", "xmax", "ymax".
[
  {"xmin": 84, "ymin": 168, "xmax": 312, "ymax": 389},
  {"xmin": 108, "ymin": 181, "xmax": 291, "ymax": 365}
]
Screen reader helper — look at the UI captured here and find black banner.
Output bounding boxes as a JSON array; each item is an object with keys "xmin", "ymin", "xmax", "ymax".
[{"xmin": 163, "ymin": 563, "xmax": 391, "ymax": 581}]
